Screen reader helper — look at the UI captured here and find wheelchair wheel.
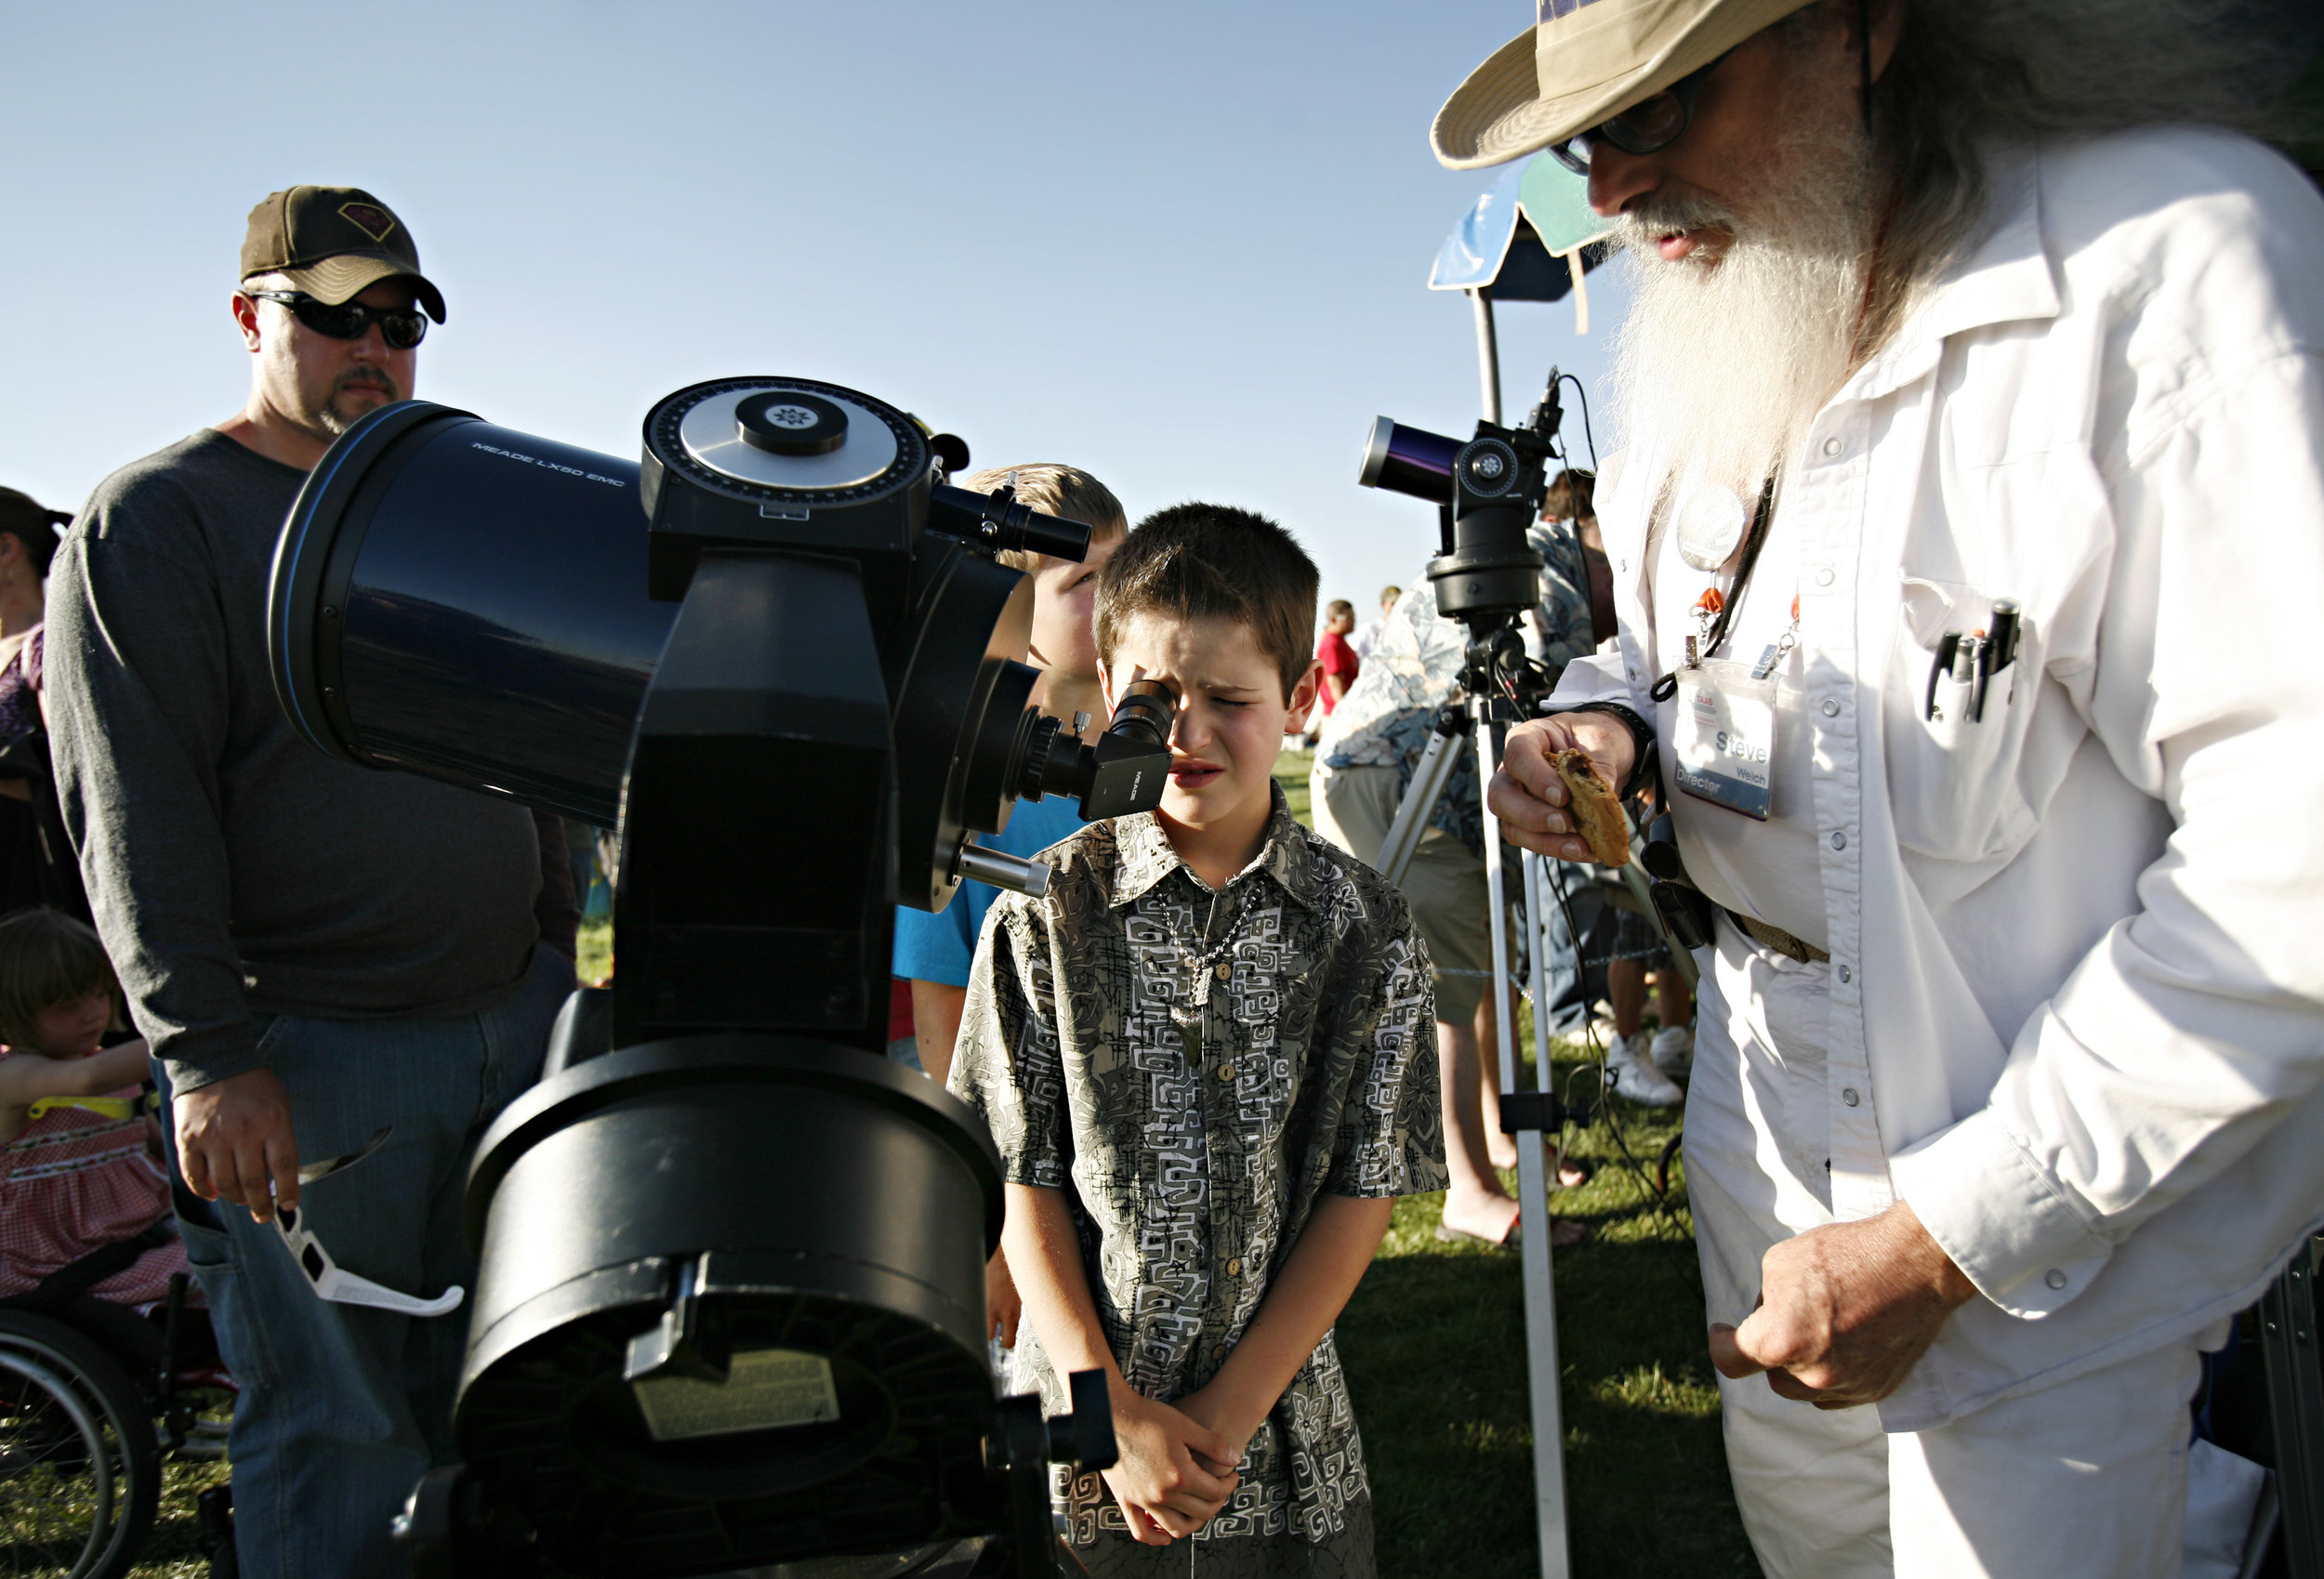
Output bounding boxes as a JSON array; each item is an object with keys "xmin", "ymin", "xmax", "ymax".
[{"xmin": 0, "ymin": 1310, "xmax": 159, "ymax": 1579}]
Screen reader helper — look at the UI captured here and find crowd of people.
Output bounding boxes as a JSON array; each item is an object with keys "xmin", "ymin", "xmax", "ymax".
[
  {"xmin": 5, "ymin": 177, "xmax": 1480, "ymax": 1579},
  {"xmin": 4, "ymin": 0, "xmax": 2321, "ymax": 1574},
  {"xmin": 0, "ymin": 176, "xmax": 1675, "ymax": 1577}
]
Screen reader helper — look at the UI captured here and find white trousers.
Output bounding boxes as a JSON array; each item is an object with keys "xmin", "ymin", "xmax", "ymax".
[{"xmin": 1685, "ymin": 920, "xmax": 2203, "ymax": 1579}]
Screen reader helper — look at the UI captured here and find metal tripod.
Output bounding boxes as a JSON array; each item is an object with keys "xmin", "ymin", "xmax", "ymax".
[
  {"xmin": 1367, "ymin": 675, "xmax": 1576, "ymax": 1579},
  {"xmin": 1366, "ymin": 656, "xmax": 1697, "ymax": 1579}
]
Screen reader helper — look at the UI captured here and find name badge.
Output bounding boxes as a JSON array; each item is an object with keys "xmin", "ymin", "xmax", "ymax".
[{"xmin": 1673, "ymin": 661, "xmax": 1776, "ymax": 820}]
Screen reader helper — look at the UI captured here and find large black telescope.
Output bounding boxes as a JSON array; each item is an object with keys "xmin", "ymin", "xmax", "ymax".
[{"xmin": 267, "ymin": 376, "xmax": 1167, "ymax": 1577}]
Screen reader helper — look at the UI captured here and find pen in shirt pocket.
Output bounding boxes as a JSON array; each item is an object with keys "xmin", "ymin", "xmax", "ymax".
[
  {"xmin": 1969, "ymin": 599, "xmax": 2020, "ymax": 722},
  {"xmin": 1923, "ymin": 629, "xmax": 1981, "ymax": 723}
]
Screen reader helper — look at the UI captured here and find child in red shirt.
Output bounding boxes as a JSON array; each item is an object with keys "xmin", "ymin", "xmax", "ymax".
[{"xmin": 1314, "ymin": 599, "xmax": 1359, "ymax": 715}]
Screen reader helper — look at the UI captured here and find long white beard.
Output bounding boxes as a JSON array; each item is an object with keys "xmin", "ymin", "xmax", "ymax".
[{"xmin": 1608, "ymin": 105, "xmax": 1876, "ymax": 504}]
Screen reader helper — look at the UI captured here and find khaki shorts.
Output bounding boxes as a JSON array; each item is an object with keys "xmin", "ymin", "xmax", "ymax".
[{"xmin": 1310, "ymin": 759, "xmax": 1489, "ymax": 1023}]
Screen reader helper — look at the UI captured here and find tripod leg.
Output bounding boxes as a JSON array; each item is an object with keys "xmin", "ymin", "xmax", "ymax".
[
  {"xmin": 1476, "ymin": 710, "xmax": 1574, "ymax": 1579},
  {"xmin": 1374, "ymin": 725, "xmax": 1465, "ymax": 887}
]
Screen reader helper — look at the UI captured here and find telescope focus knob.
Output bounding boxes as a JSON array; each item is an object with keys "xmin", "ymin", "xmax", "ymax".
[{"xmin": 957, "ymin": 840, "xmax": 1053, "ymax": 899}]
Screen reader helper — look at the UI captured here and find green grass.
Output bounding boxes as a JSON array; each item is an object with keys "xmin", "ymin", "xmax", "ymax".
[
  {"xmin": 124, "ymin": 749, "xmax": 1750, "ymax": 1577},
  {"xmin": 1281, "ymin": 746, "xmax": 1751, "ymax": 1576},
  {"xmin": 1276, "ymin": 743, "xmax": 1314, "ymax": 825},
  {"xmin": 135, "ymin": 1459, "xmax": 231, "ymax": 1577},
  {"xmin": 576, "ymin": 913, "xmax": 612, "ymax": 988},
  {"xmin": 1340, "ymin": 1046, "xmax": 1754, "ymax": 1578}
]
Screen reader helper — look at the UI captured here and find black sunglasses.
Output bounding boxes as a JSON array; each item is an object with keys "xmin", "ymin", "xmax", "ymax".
[
  {"xmin": 1549, "ymin": 46, "xmax": 1737, "ymax": 174},
  {"xmin": 244, "ymin": 289, "xmax": 428, "ymax": 350}
]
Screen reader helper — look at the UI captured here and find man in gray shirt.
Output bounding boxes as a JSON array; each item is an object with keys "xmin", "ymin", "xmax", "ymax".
[{"xmin": 47, "ymin": 186, "xmax": 575, "ymax": 1579}]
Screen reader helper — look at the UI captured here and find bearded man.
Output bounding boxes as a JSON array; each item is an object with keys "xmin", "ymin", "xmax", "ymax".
[
  {"xmin": 1438, "ymin": 0, "xmax": 2324, "ymax": 1572},
  {"xmin": 47, "ymin": 187, "xmax": 575, "ymax": 1579}
]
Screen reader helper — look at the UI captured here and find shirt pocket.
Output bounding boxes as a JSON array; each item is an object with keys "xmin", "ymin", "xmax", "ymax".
[{"xmin": 1883, "ymin": 575, "xmax": 2040, "ymax": 864}]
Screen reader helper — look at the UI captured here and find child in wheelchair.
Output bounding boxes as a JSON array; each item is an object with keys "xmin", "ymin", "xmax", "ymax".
[
  {"xmin": 0, "ymin": 907, "xmax": 193, "ymax": 1309},
  {"xmin": 0, "ymin": 909, "xmax": 238, "ymax": 1576}
]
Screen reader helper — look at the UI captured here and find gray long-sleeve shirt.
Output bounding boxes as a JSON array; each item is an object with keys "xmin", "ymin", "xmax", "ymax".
[{"xmin": 48, "ymin": 428, "xmax": 550, "ymax": 1095}]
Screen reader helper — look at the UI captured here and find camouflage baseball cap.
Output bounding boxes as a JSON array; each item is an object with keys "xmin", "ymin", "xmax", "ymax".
[{"xmin": 239, "ymin": 186, "xmax": 446, "ymax": 323}]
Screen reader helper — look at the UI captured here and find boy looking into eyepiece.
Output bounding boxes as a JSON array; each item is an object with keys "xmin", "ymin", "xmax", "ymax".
[{"xmin": 951, "ymin": 504, "xmax": 1447, "ymax": 1576}]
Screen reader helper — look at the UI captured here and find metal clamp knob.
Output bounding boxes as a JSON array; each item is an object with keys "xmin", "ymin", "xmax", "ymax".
[{"xmin": 956, "ymin": 840, "xmax": 1052, "ymax": 898}]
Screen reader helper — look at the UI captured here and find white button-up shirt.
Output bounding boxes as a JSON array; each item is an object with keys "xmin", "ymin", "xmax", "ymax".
[{"xmin": 1552, "ymin": 126, "xmax": 2324, "ymax": 1431}]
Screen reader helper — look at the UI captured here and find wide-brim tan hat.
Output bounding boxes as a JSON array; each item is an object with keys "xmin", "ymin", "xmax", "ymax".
[{"xmin": 1433, "ymin": 0, "xmax": 1817, "ymax": 171}]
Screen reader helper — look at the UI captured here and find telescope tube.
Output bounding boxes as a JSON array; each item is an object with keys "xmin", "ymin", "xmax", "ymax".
[{"xmin": 268, "ymin": 401, "xmax": 678, "ymax": 827}]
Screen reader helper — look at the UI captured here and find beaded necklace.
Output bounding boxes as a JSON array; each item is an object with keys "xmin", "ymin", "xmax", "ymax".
[{"xmin": 1189, "ymin": 884, "xmax": 1260, "ymax": 982}]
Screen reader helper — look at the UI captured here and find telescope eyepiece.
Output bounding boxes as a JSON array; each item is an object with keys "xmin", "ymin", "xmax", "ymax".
[
  {"xmin": 1103, "ymin": 678, "xmax": 1174, "ymax": 751},
  {"xmin": 1009, "ymin": 678, "xmax": 1176, "ymax": 824}
]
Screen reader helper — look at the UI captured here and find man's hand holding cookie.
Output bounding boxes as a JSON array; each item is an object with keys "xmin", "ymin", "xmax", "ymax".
[{"xmin": 1486, "ymin": 714, "xmax": 1638, "ymax": 863}]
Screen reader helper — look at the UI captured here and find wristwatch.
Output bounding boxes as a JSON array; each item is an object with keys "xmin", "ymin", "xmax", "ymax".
[{"xmin": 1542, "ymin": 701, "xmax": 1657, "ymax": 800}]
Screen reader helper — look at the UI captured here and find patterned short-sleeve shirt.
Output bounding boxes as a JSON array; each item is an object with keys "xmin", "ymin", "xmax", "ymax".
[{"xmin": 950, "ymin": 787, "xmax": 1448, "ymax": 1548}]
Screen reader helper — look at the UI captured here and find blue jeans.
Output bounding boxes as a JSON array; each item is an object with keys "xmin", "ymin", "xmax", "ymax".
[
  {"xmin": 155, "ymin": 947, "xmax": 570, "ymax": 1579},
  {"xmin": 1538, "ymin": 874, "xmax": 1604, "ymax": 1034}
]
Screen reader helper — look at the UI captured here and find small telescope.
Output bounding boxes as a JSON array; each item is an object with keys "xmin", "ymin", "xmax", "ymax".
[{"xmin": 1355, "ymin": 373, "xmax": 1571, "ymax": 633}]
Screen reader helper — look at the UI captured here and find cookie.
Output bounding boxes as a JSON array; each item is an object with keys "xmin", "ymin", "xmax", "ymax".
[{"xmin": 1552, "ymin": 749, "xmax": 1631, "ymax": 866}]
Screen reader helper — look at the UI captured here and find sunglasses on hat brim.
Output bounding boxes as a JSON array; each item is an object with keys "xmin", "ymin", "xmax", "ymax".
[
  {"xmin": 1548, "ymin": 46, "xmax": 1738, "ymax": 174},
  {"xmin": 244, "ymin": 289, "xmax": 428, "ymax": 350}
]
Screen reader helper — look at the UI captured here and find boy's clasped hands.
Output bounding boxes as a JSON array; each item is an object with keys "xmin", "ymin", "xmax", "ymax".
[{"xmin": 1102, "ymin": 1374, "xmax": 1251, "ymax": 1544}]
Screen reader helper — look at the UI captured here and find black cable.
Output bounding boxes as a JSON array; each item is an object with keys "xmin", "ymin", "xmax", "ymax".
[
  {"xmin": 1558, "ymin": 373, "xmax": 1601, "ymax": 476},
  {"xmin": 1539, "ymin": 860, "xmax": 1697, "ymax": 1252}
]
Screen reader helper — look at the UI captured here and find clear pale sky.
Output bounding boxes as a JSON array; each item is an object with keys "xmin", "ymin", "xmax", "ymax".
[{"xmin": 1, "ymin": 2, "xmax": 1631, "ymax": 621}]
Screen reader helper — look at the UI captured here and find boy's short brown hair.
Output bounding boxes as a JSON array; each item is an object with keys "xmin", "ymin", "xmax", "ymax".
[
  {"xmin": 1096, "ymin": 503, "xmax": 1320, "ymax": 703},
  {"xmin": 957, "ymin": 464, "xmax": 1127, "ymax": 573},
  {"xmin": 0, "ymin": 909, "xmax": 118, "ymax": 1051},
  {"xmin": 1326, "ymin": 599, "xmax": 1354, "ymax": 620}
]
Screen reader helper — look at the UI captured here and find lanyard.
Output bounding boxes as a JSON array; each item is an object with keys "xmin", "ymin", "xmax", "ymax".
[{"xmin": 1652, "ymin": 477, "xmax": 1777, "ymax": 704}]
